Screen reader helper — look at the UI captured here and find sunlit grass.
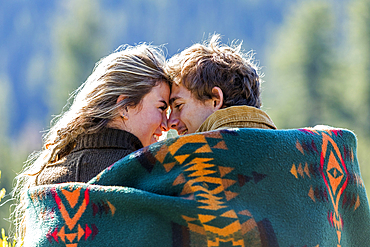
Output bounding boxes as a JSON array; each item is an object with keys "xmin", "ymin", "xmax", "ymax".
[{"xmin": 0, "ymin": 228, "xmax": 16, "ymax": 247}]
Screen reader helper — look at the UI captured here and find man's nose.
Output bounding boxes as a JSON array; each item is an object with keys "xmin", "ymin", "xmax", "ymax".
[
  {"xmin": 161, "ymin": 112, "xmax": 169, "ymax": 132},
  {"xmin": 168, "ymin": 112, "xmax": 179, "ymax": 129}
]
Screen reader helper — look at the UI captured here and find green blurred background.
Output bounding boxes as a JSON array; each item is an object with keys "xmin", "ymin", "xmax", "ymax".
[{"xmin": 1, "ymin": 0, "xmax": 370, "ymax": 234}]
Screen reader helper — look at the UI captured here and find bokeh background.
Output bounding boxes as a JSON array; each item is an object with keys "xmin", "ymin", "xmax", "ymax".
[{"xmin": 1, "ymin": 0, "xmax": 370, "ymax": 235}]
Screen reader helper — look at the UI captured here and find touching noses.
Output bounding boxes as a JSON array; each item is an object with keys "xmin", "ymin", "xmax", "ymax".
[{"xmin": 168, "ymin": 111, "xmax": 179, "ymax": 130}]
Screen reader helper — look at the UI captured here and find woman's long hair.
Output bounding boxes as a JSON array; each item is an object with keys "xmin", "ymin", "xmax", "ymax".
[{"xmin": 12, "ymin": 43, "xmax": 170, "ymax": 245}]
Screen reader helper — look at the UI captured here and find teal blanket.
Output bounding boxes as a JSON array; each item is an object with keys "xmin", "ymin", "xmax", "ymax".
[{"xmin": 25, "ymin": 127, "xmax": 370, "ymax": 246}]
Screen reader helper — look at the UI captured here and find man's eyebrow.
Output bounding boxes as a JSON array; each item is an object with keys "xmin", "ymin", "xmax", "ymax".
[{"xmin": 169, "ymin": 97, "xmax": 179, "ymax": 105}]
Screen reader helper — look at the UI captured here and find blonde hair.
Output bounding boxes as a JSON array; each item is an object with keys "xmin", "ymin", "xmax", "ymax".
[
  {"xmin": 166, "ymin": 34, "xmax": 261, "ymax": 108},
  {"xmin": 12, "ymin": 43, "xmax": 170, "ymax": 245}
]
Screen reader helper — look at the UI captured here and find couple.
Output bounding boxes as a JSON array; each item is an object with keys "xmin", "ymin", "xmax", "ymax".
[
  {"xmin": 15, "ymin": 35, "xmax": 370, "ymax": 247},
  {"xmin": 21, "ymin": 34, "xmax": 276, "ymax": 187},
  {"xmin": 14, "ymin": 34, "xmax": 275, "ymax": 243}
]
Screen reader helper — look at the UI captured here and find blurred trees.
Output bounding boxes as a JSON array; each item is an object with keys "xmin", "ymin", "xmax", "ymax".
[
  {"xmin": 346, "ymin": 0, "xmax": 370, "ymax": 186},
  {"xmin": 264, "ymin": 1, "xmax": 338, "ymax": 128},
  {"xmin": 50, "ymin": 0, "xmax": 109, "ymax": 113},
  {"xmin": 346, "ymin": 0, "xmax": 370, "ymax": 132},
  {"xmin": 0, "ymin": 76, "xmax": 13, "ymax": 233}
]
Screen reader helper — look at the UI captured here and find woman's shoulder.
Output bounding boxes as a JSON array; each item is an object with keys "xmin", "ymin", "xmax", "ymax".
[{"xmin": 37, "ymin": 157, "xmax": 78, "ymax": 185}]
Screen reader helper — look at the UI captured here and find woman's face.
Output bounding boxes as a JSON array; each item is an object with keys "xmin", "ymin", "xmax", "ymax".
[{"xmin": 124, "ymin": 81, "xmax": 170, "ymax": 147}]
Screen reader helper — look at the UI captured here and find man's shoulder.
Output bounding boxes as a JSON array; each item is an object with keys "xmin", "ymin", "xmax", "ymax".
[{"xmin": 197, "ymin": 105, "xmax": 277, "ymax": 132}]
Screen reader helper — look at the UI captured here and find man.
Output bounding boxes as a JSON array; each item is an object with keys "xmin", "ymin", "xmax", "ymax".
[{"xmin": 166, "ymin": 34, "xmax": 276, "ymax": 135}]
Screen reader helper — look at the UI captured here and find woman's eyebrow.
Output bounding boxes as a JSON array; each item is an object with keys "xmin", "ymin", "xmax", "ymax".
[{"xmin": 160, "ymin": 100, "xmax": 168, "ymax": 108}]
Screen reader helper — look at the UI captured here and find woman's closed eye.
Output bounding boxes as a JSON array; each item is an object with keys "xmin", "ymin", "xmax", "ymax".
[
  {"xmin": 159, "ymin": 104, "xmax": 168, "ymax": 112},
  {"xmin": 159, "ymin": 106, "xmax": 167, "ymax": 111}
]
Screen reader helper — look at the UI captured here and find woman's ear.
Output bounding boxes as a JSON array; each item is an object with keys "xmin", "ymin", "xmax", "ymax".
[
  {"xmin": 117, "ymin": 95, "xmax": 128, "ymax": 117},
  {"xmin": 211, "ymin": 87, "xmax": 224, "ymax": 110},
  {"xmin": 117, "ymin": 95, "xmax": 126, "ymax": 104}
]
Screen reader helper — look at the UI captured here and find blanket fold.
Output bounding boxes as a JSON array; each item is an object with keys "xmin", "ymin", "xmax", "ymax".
[{"xmin": 25, "ymin": 127, "xmax": 370, "ymax": 247}]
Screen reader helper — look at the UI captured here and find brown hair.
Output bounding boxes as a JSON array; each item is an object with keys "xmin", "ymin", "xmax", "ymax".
[{"xmin": 166, "ymin": 34, "xmax": 261, "ymax": 108}]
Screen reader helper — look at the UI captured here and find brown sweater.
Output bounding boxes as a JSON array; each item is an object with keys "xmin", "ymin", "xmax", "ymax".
[{"xmin": 37, "ymin": 128, "xmax": 143, "ymax": 185}]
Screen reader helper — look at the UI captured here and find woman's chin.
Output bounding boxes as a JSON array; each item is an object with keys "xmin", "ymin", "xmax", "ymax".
[{"xmin": 150, "ymin": 136, "xmax": 159, "ymax": 145}]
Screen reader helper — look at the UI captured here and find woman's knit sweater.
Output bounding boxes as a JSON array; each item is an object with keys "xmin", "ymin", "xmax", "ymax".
[{"xmin": 37, "ymin": 128, "xmax": 143, "ymax": 185}]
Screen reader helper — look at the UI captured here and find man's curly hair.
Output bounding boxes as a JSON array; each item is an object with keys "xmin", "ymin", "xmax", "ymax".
[{"xmin": 166, "ymin": 34, "xmax": 262, "ymax": 108}]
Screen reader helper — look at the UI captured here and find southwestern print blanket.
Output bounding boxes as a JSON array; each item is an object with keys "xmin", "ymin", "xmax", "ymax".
[{"xmin": 24, "ymin": 127, "xmax": 370, "ymax": 247}]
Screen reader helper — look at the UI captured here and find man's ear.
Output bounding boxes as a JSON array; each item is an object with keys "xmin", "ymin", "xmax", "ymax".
[{"xmin": 211, "ymin": 86, "xmax": 224, "ymax": 110}]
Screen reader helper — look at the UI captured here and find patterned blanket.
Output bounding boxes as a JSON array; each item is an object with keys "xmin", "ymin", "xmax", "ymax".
[{"xmin": 24, "ymin": 127, "xmax": 370, "ymax": 247}]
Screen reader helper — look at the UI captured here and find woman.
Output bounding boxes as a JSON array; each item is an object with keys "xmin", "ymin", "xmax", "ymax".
[{"xmin": 12, "ymin": 43, "xmax": 171, "ymax": 244}]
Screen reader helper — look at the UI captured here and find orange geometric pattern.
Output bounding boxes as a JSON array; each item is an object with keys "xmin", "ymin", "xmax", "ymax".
[
  {"xmin": 295, "ymin": 129, "xmax": 352, "ymax": 247},
  {"xmin": 160, "ymin": 133, "xmax": 261, "ymax": 247},
  {"xmin": 55, "ymin": 189, "xmax": 89, "ymax": 231},
  {"xmin": 320, "ymin": 132, "xmax": 347, "ymax": 247},
  {"xmin": 45, "ymin": 186, "xmax": 112, "ymax": 246}
]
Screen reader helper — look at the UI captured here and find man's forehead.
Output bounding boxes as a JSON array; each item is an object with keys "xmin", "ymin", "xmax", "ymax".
[
  {"xmin": 170, "ymin": 84, "xmax": 189, "ymax": 103},
  {"xmin": 171, "ymin": 83, "xmax": 182, "ymax": 93}
]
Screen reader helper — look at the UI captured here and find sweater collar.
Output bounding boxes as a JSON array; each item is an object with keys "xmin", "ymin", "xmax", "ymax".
[
  {"xmin": 196, "ymin": 105, "xmax": 277, "ymax": 133},
  {"xmin": 72, "ymin": 128, "xmax": 143, "ymax": 152}
]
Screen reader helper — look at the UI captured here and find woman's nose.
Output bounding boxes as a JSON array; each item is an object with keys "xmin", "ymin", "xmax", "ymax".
[{"xmin": 161, "ymin": 114, "xmax": 169, "ymax": 131}]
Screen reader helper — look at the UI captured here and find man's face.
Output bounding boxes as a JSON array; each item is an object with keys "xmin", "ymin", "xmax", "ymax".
[{"xmin": 168, "ymin": 83, "xmax": 215, "ymax": 135}]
